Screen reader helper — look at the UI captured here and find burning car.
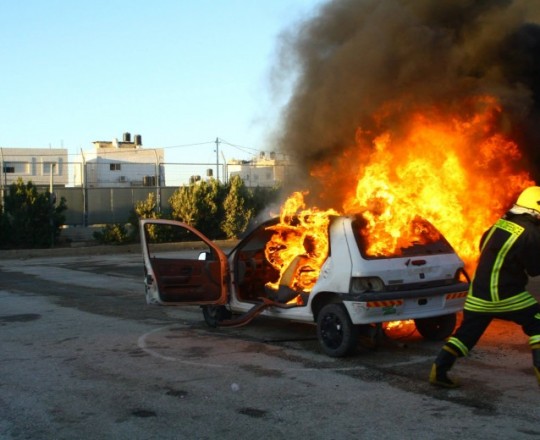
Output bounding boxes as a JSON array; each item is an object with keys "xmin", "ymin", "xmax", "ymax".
[
  {"xmin": 140, "ymin": 209, "xmax": 469, "ymax": 357},
  {"xmin": 141, "ymin": 211, "xmax": 469, "ymax": 357}
]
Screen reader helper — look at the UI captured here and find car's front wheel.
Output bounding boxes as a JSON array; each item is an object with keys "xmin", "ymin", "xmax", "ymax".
[
  {"xmin": 317, "ymin": 303, "xmax": 358, "ymax": 357},
  {"xmin": 414, "ymin": 313, "xmax": 456, "ymax": 341},
  {"xmin": 202, "ymin": 305, "xmax": 232, "ymax": 328}
]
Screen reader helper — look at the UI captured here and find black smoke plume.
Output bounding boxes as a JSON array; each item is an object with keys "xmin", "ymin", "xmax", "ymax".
[{"xmin": 274, "ymin": 0, "xmax": 540, "ymax": 201}]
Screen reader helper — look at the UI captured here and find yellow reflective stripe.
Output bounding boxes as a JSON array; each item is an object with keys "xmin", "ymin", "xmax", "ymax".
[
  {"xmin": 447, "ymin": 337, "xmax": 469, "ymax": 356},
  {"xmin": 530, "ymin": 315, "xmax": 540, "ymax": 346},
  {"xmin": 530, "ymin": 341, "xmax": 540, "ymax": 349},
  {"xmin": 479, "ymin": 225, "xmax": 497, "ymax": 253},
  {"xmin": 494, "ymin": 218, "xmax": 526, "ymax": 235},
  {"xmin": 489, "ymin": 219, "xmax": 524, "ymax": 302},
  {"xmin": 443, "ymin": 345, "xmax": 459, "ymax": 357},
  {"xmin": 464, "ymin": 291, "xmax": 537, "ymax": 312}
]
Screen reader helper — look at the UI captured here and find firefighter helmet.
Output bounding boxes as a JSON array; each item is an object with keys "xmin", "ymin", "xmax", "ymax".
[{"xmin": 516, "ymin": 186, "xmax": 540, "ymax": 212}]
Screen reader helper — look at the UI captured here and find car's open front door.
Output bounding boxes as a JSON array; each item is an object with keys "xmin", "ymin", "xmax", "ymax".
[{"xmin": 140, "ymin": 219, "xmax": 228, "ymax": 306}]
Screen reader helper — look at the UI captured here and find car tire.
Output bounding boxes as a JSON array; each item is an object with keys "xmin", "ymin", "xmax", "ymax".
[
  {"xmin": 202, "ymin": 305, "xmax": 232, "ymax": 328},
  {"xmin": 414, "ymin": 313, "xmax": 456, "ymax": 341},
  {"xmin": 317, "ymin": 303, "xmax": 358, "ymax": 357}
]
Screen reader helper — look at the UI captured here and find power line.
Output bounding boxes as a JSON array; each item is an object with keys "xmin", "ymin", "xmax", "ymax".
[
  {"xmin": 1, "ymin": 138, "xmax": 268, "ymax": 159},
  {"xmin": 162, "ymin": 141, "xmax": 215, "ymax": 149},
  {"xmin": 218, "ymin": 138, "xmax": 263, "ymax": 155}
]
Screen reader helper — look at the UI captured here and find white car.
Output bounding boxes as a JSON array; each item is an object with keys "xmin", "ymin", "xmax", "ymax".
[{"xmin": 140, "ymin": 215, "xmax": 469, "ymax": 357}]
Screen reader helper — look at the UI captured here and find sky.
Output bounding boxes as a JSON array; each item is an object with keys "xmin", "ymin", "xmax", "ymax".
[{"xmin": 0, "ymin": 0, "xmax": 324, "ymax": 164}]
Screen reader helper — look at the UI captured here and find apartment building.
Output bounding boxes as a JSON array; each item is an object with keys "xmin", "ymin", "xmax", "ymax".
[
  {"xmin": 74, "ymin": 133, "xmax": 165, "ymax": 187},
  {"xmin": 0, "ymin": 147, "xmax": 69, "ymax": 187},
  {"xmin": 227, "ymin": 152, "xmax": 290, "ymax": 187}
]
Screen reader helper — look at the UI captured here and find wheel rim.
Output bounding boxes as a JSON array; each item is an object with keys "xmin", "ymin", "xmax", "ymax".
[{"xmin": 320, "ymin": 313, "xmax": 344, "ymax": 349}]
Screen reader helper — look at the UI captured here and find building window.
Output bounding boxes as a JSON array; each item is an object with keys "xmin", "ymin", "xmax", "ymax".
[
  {"xmin": 43, "ymin": 162, "xmax": 57, "ymax": 175},
  {"xmin": 110, "ymin": 163, "xmax": 121, "ymax": 171},
  {"xmin": 3, "ymin": 165, "xmax": 15, "ymax": 173}
]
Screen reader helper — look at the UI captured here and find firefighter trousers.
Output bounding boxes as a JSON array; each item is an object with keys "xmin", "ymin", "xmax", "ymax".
[{"xmin": 445, "ymin": 303, "xmax": 540, "ymax": 357}]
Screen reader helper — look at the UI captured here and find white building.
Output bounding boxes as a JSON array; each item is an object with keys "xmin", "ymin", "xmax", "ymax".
[
  {"xmin": 227, "ymin": 152, "xmax": 289, "ymax": 187},
  {"xmin": 0, "ymin": 147, "xmax": 69, "ymax": 187},
  {"xmin": 74, "ymin": 133, "xmax": 165, "ymax": 187}
]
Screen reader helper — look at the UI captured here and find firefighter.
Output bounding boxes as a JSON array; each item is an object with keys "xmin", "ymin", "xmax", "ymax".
[{"xmin": 430, "ymin": 186, "xmax": 540, "ymax": 388}]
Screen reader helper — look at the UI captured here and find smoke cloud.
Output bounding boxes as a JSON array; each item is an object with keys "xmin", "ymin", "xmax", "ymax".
[{"xmin": 274, "ymin": 0, "xmax": 540, "ymax": 202}]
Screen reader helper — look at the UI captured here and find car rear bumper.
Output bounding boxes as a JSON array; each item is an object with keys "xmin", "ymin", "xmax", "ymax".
[{"xmin": 342, "ymin": 282, "xmax": 469, "ymax": 324}]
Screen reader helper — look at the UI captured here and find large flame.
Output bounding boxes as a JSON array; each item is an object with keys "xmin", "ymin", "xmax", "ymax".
[
  {"xmin": 264, "ymin": 192, "xmax": 338, "ymax": 293},
  {"xmin": 342, "ymin": 96, "xmax": 533, "ymax": 264},
  {"xmin": 266, "ymin": 96, "xmax": 533, "ymax": 291}
]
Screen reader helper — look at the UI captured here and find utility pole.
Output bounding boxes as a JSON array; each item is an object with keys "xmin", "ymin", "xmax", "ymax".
[
  {"xmin": 49, "ymin": 162, "xmax": 56, "ymax": 248},
  {"xmin": 215, "ymin": 137, "xmax": 220, "ymax": 182}
]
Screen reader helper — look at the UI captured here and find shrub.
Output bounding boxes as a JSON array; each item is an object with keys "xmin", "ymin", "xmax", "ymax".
[
  {"xmin": 1, "ymin": 178, "xmax": 67, "ymax": 248},
  {"xmin": 221, "ymin": 176, "xmax": 253, "ymax": 238},
  {"xmin": 169, "ymin": 179, "xmax": 226, "ymax": 239},
  {"xmin": 128, "ymin": 191, "xmax": 162, "ymax": 242},
  {"xmin": 93, "ymin": 223, "xmax": 130, "ymax": 245}
]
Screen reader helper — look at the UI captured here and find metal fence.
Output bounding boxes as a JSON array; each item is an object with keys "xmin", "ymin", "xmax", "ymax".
[
  {"xmin": 54, "ymin": 186, "xmax": 178, "ymax": 225},
  {"xmin": 0, "ymin": 161, "xmax": 294, "ymax": 226}
]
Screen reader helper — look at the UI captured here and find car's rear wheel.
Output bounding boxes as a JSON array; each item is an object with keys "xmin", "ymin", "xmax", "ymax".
[
  {"xmin": 202, "ymin": 305, "xmax": 232, "ymax": 328},
  {"xmin": 414, "ymin": 313, "xmax": 456, "ymax": 341},
  {"xmin": 317, "ymin": 303, "xmax": 358, "ymax": 357}
]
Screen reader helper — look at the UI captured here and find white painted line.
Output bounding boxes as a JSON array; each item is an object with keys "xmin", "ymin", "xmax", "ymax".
[
  {"xmin": 137, "ymin": 325, "xmax": 375, "ymax": 372},
  {"xmin": 137, "ymin": 325, "xmax": 230, "ymax": 368}
]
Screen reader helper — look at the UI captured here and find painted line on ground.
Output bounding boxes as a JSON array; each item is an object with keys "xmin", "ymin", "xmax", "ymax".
[{"xmin": 137, "ymin": 324, "xmax": 409, "ymax": 372}]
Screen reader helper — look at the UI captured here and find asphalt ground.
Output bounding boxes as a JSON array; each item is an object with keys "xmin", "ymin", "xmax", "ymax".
[{"xmin": 1, "ymin": 247, "xmax": 539, "ymax": 439}]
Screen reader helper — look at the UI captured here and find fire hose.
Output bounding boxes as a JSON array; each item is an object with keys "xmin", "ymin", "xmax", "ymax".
[{"xmin": 217, "ymin": 297, "xmax": 297, "ymax": 328}]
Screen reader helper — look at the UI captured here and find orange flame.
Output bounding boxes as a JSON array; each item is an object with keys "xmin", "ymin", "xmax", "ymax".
[
  {"xmin": 342, "ymin": 96, "xmax": 533, "ymax": 265},
  {"xmin": 266, "ymin": 96, "xmax": 533, "ymax": 292},
  {"xmin": 264, "ymin": 192, "xmax": 338, "ymax": 293}
]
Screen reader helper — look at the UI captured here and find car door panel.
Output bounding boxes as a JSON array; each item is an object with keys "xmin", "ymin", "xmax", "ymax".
[
  {"xmin": 152, "ymin": 258, "xmax": 222, "ymax": 302},
  {"xmin": 140, "ymin": 219, "xmax": 228, "ymax": 305}
]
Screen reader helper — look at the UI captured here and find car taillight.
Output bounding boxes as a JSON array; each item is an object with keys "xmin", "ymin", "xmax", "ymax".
[
  {"xmin": 455, "ymin": 267, "xmax": 470, "ymax": 283},
  {"xmin": 350, "ymin": 277, "xmax": 385, "ymax": 293}
]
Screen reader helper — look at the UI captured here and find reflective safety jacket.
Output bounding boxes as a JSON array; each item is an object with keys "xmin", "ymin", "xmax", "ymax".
[{"xmin": 466, "ymin": 213, "xmax": 540, "ymax": 313}]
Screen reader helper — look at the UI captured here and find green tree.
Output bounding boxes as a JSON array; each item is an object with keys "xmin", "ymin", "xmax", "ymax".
[
  {"xmin": 96, "ymin": 192, "xmax": 166, "ymax": 245},
  {"xmin": 250, "ymin": 184, "xmax": 282, "ymax": 217},
  {"xmin": 221, "ymin": 175, "xmax": 253, "ymax": 238},
  {"xmin": 1, "ymin": 178, "xmax": 67, "ymax": 248},
  {"xmin": 128, "ymin": 191, "xmax": 163, "ymax": 242},
  {"xmin": 169, "ymin": 179, "xmax": 225, "ymax": 238},
  {"xmin": 167, "ymin": 177, "xmax": 280, "ymax": 240}
]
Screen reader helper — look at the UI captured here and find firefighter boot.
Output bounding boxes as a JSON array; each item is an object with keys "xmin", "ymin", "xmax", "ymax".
[
  {"xmin": 429, "ymin": 346, "xmax": 459, "ymax": 388},
  {"xmin": 532, "ymin": 345, "xmax": 540, "ymax": 387}
]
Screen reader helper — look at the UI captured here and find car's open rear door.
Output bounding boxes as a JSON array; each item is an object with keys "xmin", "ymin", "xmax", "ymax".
[{"xmin": 140, "ymin": 219, "xmax": 228, "ymax": 306}]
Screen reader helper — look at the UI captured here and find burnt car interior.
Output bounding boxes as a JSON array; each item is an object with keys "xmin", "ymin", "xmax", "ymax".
[
  {"xmin": 233, "ymin": 219, "xmax": 309, "ymax": 305},
  {"xmin": 234, "ymin": 232, "xmax": 280, "ymax": 302},
  {"xmin": 351, "ymin": 214, "xmax": 455, "ymax": 258}
]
